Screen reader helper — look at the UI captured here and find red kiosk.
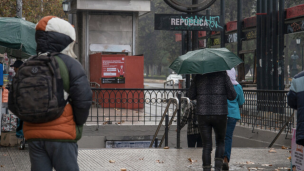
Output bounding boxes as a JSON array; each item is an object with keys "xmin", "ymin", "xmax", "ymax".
[{"xmin": 90, "ymin": 53, "xmax": 144, "ymax": 109}]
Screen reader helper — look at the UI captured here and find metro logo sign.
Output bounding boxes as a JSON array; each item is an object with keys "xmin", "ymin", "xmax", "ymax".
[
  {"xmin": 170, "ymin": 17, "xmax": 209, "ymax": 27},
  {"xmin": 155, "ymin": 14, "xmax": 224, "ymax": 31}
]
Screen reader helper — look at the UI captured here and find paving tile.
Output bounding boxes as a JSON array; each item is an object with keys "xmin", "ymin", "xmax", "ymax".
[{"xmin": 0, "ymin": 147, "xmax": 291, "ymax": 171}]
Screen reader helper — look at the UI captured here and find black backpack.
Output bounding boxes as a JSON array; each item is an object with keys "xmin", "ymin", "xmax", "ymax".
[{"xmin": 9, "ymin": 53, "xmax": 67, "ymax": 123}]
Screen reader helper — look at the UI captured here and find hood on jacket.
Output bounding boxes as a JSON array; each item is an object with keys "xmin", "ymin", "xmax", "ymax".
[
  {"xmin": 226, "ymin": 68, "xmax": 239, "ymax": 85},
  {"xmin": 35, "ymin": 16, "xmax": 77, "ymax": 59}
]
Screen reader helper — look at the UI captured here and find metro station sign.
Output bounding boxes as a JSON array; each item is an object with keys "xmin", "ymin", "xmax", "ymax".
[{"xmin": 155, "ymin": 14, "xmax": 224, "ymax": 31}]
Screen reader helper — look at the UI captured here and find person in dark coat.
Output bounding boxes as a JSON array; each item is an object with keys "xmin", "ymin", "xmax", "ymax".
[
  {"xmin": 288, "ymin": 71, "xmax": 304, "ymax": 146},
  {"xmin": 188, "ymin": 72, "xmax": 237, "ymax": 171},
  {"xmin": 179, "ymin": 100, "xmax": 202, "ymax": 148}
]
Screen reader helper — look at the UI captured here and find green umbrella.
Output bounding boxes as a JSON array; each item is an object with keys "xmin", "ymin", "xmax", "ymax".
[
  {"xmin": 169, "ymin": 48, "xmax": 243, "ymax": 75},
  {"xmin": 0, "ymin": 17, "xmax": 37, "ymax": 58}
]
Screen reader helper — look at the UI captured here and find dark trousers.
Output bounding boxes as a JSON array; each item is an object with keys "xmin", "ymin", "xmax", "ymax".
[
  {"xmin": 28, "ymin": 141, "xmax": 79, "ymax": 171},
  {"xmin": 187, "ymin": 134, "xmax": 203, "ymax": 148},
  {"xmin": 198, "ymin": 115, "xmax": 227, "ymax": 167}
]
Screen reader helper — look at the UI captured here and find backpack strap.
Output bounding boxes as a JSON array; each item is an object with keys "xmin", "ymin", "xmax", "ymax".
[
  {"xmin": 55, "ymin": 56, "xmax": 70, "ymax": 94},
  {"xmin": 49, "ymin": 52, "xmax": 60, "ymax": 57}
]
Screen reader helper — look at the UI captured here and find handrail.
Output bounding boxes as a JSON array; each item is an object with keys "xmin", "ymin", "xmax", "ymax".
[
  {"xmin": 150, "ymin": 96, "xmax": 191, "ymax": 148},
  {"xmin": 181, "ymin": 97, "xmax": 190, "ymax": 110},
  {"xmin": 164, "ymin": 80, "xmax": 175, "ymax": 89},
  {"xmin": 158, "ymin": 96, "xmax": 190, "ymax": 148},
  {"xmin": 269, "ymin": 111, "xmax": 295, "ymax": 148},
  {"xmin": 149, "ymin": 97, "xmax": 179, "ymax": 148}
]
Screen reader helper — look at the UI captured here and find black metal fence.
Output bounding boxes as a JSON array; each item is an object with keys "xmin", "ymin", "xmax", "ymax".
[
  {"xmin": 88, "ymin": 88, "xmax": 295, "ymax": 133},
  {"xmin": 240, "ymin": 90, "xmax": 295, "ymax": 133},
  {"xmin": 88, "ymin": 88, "xmax": 187, "ymax": 125}
]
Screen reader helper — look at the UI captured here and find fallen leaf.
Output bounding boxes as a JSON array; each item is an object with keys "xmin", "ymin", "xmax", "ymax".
[
  {"xmin": 188, "ymin": 158, "xmax": 197, "ymax": 164},
  {"xmin": 164, "ymin": 146, "xmax": 169, "ymax": 149},
  {"xmin": 120, "ymin": 168, "xmax": 127, "ymax": 171},
  {"xmin": 238, "ymin": 162, "xmax": 248, "ymax": 164},
  {"xmin": 0, "ymin": 165, "xmax": 3, "ymax": 167},
  {"xmin": 261, "ymin": 164, "xmax": 272, "ymax": 166},
  {"xmin": 139, "ymin": 157, "xmax": 144, "ymax": 160},
  {"xmin": 281, "ymin": 146, "xmax": 287, "ymax": 149},
  {"xmin": 117, "ymin": 122, "xmax": 121, "ymax": 124},
  {"xmin": 109, "ymin": 160, "xmax": 115, "ymax": 163},
  {"xmin": 268, "ymin": 148, "xmax": 277, "ymax": 153},
  {"xmin": 156, "ymin": 160, "xmax": 164, "ymax": 163},
  {"xmin": 287, "ymin": 156, "xmax": 291, "ymax": 160},
  {"xmin": 246, "ymin": 161, "xmax": 255, "ymax": 164}
]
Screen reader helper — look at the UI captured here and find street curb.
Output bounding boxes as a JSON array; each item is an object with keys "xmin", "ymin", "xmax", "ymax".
[{"xmin": 144, "ymin": 79, "xmax": 165, "ymax": 84}]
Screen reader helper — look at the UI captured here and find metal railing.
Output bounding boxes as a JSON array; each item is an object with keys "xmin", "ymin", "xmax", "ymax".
[
  {"xmin": 149, "ymin": 97, "xmax": 179, "ymax": 148},
  {"xmin": 88, "ymin": 88, "xmax": 294, "ymax": 134},
  {"xmin": 88, "ymin": 88, "xmax": 187, "ymax": 126},
  {"xmin": 149, "ymin": 95, "xmax": 190, "ymax": 148},
  {"xmin": 240, "ymin": 90, "xmax": 295, "ymax": 134},
  {"xmin": 164, "ymin": 80, "xmax": 175, "ymax": 89}
]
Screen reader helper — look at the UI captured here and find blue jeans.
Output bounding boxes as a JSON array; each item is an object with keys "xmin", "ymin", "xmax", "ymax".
[{"xmin": 223, "ymin": 117, "xmax": 237, "ymax": 162}]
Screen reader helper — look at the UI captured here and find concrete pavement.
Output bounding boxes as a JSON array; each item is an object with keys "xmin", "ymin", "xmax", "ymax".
[{"xmin": 0, "ymin": 147, "xmax": 291, "ymax": 171}]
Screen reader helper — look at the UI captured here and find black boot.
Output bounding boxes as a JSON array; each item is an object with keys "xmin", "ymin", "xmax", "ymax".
[
  {"xmin": 214, "ymin": 158, "xmax": 223, "ymax": 171},
  {"xmin": 222, "ymin": 157, "xmax": 229, "ymax": 171},
  {"xmin": 203, "ymin": 165, "xmax": 212, "ymax": 171}
]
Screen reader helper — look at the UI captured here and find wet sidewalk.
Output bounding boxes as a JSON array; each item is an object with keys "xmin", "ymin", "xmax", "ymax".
[{"xmin": 0, "ymin": 147, "xmax": 291, "ymax": 171}]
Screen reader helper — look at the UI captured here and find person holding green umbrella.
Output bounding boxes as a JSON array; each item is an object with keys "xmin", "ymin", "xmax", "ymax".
[
  {"xmin": 170, "ymin": 48, "xmax": 242, "ymax": 171},
  {"xmin": 188, "ymin": 71, "xmax": 236, "ymax": 171}
]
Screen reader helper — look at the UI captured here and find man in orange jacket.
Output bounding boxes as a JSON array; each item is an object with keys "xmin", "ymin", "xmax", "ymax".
[{"xmin": 8, "ymin": 16, "xmax": 92, "ymax": 171}]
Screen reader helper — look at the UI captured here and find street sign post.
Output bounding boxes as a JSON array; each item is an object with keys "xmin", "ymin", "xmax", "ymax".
[{"xmin": 155, "ymin": 14, "xmax": 224, "ymax": 31}]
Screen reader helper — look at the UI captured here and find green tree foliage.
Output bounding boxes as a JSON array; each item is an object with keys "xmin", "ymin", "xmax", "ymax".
[{"xmin": 0, "ymin": 0, "xmax": 67, "ymax": 23}]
